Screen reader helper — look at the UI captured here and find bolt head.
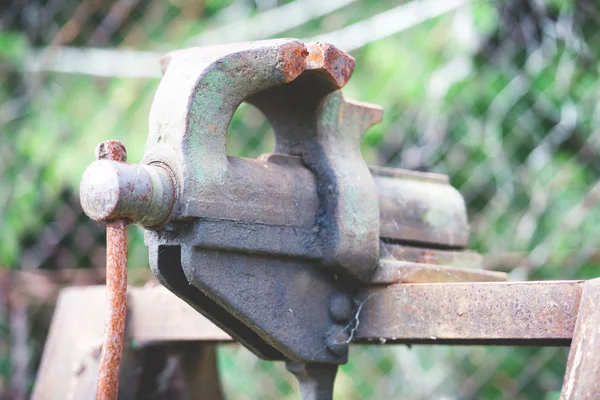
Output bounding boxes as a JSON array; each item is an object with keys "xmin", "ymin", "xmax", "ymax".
[
  {"xmin": 329, "ymin": 293, "xmax": 352, "ymax": 323},
  {"xmin": 326, "ymin": 329, "xmax": 350, "ymax": 357}
]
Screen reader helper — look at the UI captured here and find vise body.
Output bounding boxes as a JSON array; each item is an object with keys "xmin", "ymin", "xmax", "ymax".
[{"xmin": 80, "ymin": 39, "xmax": 503, "ymax": 399}]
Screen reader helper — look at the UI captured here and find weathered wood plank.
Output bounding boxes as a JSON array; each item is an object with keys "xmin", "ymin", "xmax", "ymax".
[
  {"xmin": 129, "ymin": 285, "xmax": 231, "ymax": 342},
  {"xmin": 561, "ymin": 278, "xmax": 600, "ymax": 400},
  {"xmin": 356, "ymin": 280, "xmax": 583, "ymax": 345},
  {"xmin": 32, "ymin": 286, "xmax": 229, "ymax": 400}
]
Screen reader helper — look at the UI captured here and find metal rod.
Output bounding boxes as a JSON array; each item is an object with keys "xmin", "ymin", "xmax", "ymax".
[
  {"xmin": 95, "ymin": 141, "xmax": 129, "ymax": 400},
  {"xmin": 286, "ymin": 362, "xmax": 338, "ymax": 400}
]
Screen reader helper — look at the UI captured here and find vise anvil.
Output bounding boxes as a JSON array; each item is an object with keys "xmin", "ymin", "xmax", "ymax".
[{"xmin": 80, "ymin": 39, "xmax": 504, "ymax": 399}]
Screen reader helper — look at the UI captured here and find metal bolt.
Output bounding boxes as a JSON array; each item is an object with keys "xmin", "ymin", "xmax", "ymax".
[
  {"xmin": 95, "ymin": 140, "xmax": 128, "ymax": 400},
  {"xmin": 329, "ymin": 293, "xmax": 352, "ymax": 323},
  {"xmin": 326, "ymin": 328, "xmax": 350, "ymax": 357}
]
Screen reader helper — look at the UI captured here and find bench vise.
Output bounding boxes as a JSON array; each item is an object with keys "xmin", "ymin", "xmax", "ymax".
[{"xmin": 80, "ymin": 39, "xmax": 503, "ymax": 399}]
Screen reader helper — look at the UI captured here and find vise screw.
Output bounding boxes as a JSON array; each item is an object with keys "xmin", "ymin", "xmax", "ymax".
[{"xmin": 80, "ymin": 39, "xmax": 486, "ymax": 399}]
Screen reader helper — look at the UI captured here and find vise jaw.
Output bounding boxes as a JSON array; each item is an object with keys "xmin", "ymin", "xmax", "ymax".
[{"xmin": 80, "ymin": 38, "xmax": 475, "ymax": 389}]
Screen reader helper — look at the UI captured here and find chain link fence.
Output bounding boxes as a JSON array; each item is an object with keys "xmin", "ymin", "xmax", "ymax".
[{"xmin": 2, "ymin": 0, "xmax": 600, "ymax": 398}]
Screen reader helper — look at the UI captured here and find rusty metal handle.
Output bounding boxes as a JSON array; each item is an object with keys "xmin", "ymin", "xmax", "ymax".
[{"xmin": 95, "ymin": 140, "xmax": 129, "ymax": 400}]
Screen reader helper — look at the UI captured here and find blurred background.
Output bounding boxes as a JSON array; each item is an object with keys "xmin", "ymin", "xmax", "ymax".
[{"xmin": 2, "ymin": 0, "xmax": 600, "ymax": 398}]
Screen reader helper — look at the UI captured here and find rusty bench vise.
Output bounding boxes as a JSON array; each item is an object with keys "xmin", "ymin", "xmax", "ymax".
[{"xmin": 80, "ymin": 39, "xmax": 504, "ymax": 399}]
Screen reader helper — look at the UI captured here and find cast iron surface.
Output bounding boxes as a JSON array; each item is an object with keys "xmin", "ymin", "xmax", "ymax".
[
  {"xmin": 144, "ymin": 39, "xmax": 382, "ymax": 364},
  {"xmin": 286, "ymin": 362, "xmax": 338, "ymax": 400},
  {"xmin": 144, "ymin": 39, "xmax": 382, "ymax": 283}
]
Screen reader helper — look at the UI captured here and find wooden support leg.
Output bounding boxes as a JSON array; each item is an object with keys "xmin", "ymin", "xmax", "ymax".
[
  {"xmin": 136, "ymin": 343, "xmax": 224, "ymax": 400},
  {"xmin": 179, "ymin": 342, "xmax": 224, "ymax": 400},
  {"xmin": 561, "ymin": 278, "xmax": 600, "ymax": 400},
  {"xmin": 32, "ymin": 287, "xmax": 144, "ymax": 399},
  {"xmin": 32, "ymin": 287, "xmax": 227, "ymax": 399}
]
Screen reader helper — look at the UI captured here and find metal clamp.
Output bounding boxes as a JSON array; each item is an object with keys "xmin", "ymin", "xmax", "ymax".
[
  {"xmin": 80, "ymin": 39, "xmax": 482, "ymax": 400},
  {"xmin": 145, "ymin": 39, "xmax": 382, "ymax": 282}
]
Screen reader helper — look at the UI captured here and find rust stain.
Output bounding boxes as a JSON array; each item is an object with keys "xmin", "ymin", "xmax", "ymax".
[
  {"xmin": 306, "ymin": 42, "xmax": 325, "ymax": 66},
  {"xmin": 420, "ymin": 249, "xmax": 438, "ymax": 264},
  {"xmin": 96, "ymin": 140, "xmax": 127, "ymax": 163},
  {"xmin": 305, "ymin": 42, "xmax": 355, "ymax": 88},
  {"xmin": 95, "ymin": 140, "xmax": 128, "ymax": 400},
  {"xmin": 278, "ymin": 42, "xmax": 308, "ymax": 83},
  {"xmin": 136, "ymin": 192, "xmax": 151, "ymax": 202}
]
